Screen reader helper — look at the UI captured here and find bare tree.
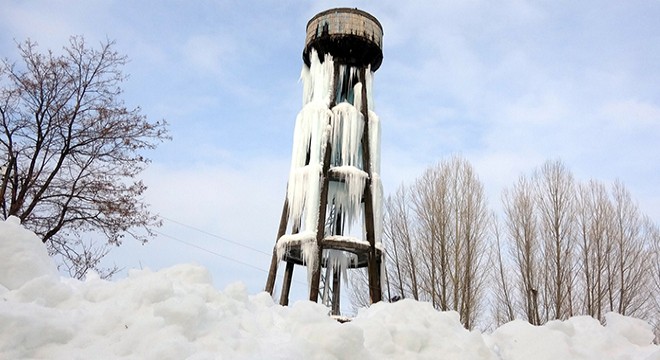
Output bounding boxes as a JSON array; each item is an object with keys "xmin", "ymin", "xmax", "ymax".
[
  {"xmin": 446, "ymin": 157, "xmax": 490, "ymax": 328},
  {"xmin": 606, "ymin": 181, "xmax": 652, "ymax": 317},
  {"xmin": 369, "ymin": 156, "xmax": 490, "ymax": 328},
  {"xmin": 0, "ymin": 37, "xmax": 169, "ymax": 278},
  {"xmin": 498, "ymin": 161, "xmax": 658, "ymax": 330},
  {"xmin": 410, "ymin": 164, "xmax": 449, "ymax": 309},
  {"xmin": 534, "ymin": 160, "xmax": 577, "ymax": 320},
  {"xmin": 491, "ymin": 214, "xmax": 515, "ymax": 326},
  {"xmin": 502, "ymin": 174, "xmax": 542, "ymax": 324},
  {"xmin": 648, "ymin": 221, "xmax": 660, "ymax": 342},
  {"xmin": 353, "ymin": 157, "xmax": 659, "ymax": 332},
  {"xmin": 575, "ymin": 180, "xmax": 611, "ymax": 320},
  {"xmin": 383, "ymin": 186, "xmax": 420, "ymax": 301}
]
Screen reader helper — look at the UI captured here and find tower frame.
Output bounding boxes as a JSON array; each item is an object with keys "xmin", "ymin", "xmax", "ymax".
[{"xmin": 265, "ymin": 8, "xmax": 384, "ymax": 314}]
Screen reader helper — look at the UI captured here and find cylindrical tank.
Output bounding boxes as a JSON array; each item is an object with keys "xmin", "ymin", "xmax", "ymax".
[{"xmin": 303, "ymin": 8, "xmax": 383, "ymax": 71}]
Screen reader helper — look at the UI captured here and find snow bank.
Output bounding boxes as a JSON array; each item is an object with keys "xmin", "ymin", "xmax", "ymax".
[
  {"xmin": 0, "ymin": 216, "xmax": 58, "ymax": 291},
  {"xmin": 1, "ymin": 218, "xmax": 658, "ymax": 359}
]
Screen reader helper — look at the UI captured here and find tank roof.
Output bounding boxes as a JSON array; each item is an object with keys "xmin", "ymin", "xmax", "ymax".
[
  {"xmin": 306, "ymin": 8, "xmax": 383, "ymax": 31},
  {"xmin": 303, "ymin": 8, "xmax": 383, "ymax": 71}
]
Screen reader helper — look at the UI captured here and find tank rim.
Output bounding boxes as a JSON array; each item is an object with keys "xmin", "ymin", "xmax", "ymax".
[{"xmin": 305, "ymin": 7, "xmax": 383, "ymax": 33}]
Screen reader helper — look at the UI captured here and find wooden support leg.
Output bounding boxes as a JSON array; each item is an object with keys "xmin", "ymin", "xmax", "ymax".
[
  {"xmin": 358, "ymin": 68, "xmax": 382, "ymax": 304},
  {"xmin": 265, "ymin": 198, "xmax": 289, "ymax": 294},
  {"xmin": 331, "ymin": 268, "xmax": 341, "ymax": 315},
  {"xmin": 279, "ymin": 261, "xmax": 295, "ymax": 306},
  {"xmin": 309, "ymin": 139, "xmax": 333, "ymax": 303},
  {"xmin": 310, "ymin": 61, "xmax": 340, "ymax": 304}
]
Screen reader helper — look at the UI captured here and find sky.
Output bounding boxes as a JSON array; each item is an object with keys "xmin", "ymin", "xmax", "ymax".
[{"xmin": 1, "ymin": 1, "xmax": 660, "ymax": 302}]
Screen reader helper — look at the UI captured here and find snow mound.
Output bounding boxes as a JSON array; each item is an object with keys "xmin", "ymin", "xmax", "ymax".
[
  {"xmin": 1, "ymin": 218, "xmax": 658, "ymax": 359},
  {"xmin": 0, "ymin": 216, "xmax": 58, "ymax": 291}
]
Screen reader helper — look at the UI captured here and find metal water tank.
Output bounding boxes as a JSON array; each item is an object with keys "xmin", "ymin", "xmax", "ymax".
[{"xmin": 303, "ymin": 8, "xmax": 383, "ymax": 71}]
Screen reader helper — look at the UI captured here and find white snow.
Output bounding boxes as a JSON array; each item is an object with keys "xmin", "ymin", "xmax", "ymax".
[
  {"xmin": 1, "ymin": 218, "xmax": 659, "ymax": 359},
  {"xmin": 0, "ymin": 216, "xmax": 58, "ymax": 290}
]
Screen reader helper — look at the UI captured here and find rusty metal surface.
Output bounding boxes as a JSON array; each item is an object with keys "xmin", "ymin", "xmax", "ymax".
[{"xmin": 303, "ymin": 8, "xmax": 383, "ymax": 71}]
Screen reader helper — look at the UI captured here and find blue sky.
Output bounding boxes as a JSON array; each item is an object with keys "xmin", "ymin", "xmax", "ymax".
[{"xmin": 2, "ymin": 1, "xmax": 659, "ymax": 300}]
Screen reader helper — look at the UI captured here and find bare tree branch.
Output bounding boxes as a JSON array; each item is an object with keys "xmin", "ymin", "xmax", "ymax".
[{"xmin": 0, "ymin": 36, "xmax": 169, "ymax": 279}]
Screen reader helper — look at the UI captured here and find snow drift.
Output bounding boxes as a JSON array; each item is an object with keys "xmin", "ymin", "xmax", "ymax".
[{"xmin": 1, "ymin": 217, "xmax": 658, "ymax": 359}]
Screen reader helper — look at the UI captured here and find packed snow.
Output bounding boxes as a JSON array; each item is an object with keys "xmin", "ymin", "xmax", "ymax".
[{"xmin": 1, "ymin": 217, "xmax": 659, "ymax": 359}]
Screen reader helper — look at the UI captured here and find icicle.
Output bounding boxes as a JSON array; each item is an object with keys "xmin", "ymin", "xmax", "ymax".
[
  {"xmin": 353, "ymin": 81, "xmax": 363, "ymax": 114},
  {"xmin": 301, "ymin": 237, "xmax": 319, "ymax": 289},
  {"xmin": 348, "ymin": 66, "xmax": 357, "ymax": 104},
  {"xmin": 275, "ymin": 232, "xmax": 319, "ymax": 291},
  {"xmin": 287, "ymin": 104, "xmax": 331, "ymax": 227},
  {"xmin": 301, "ymin": 65, "xmax": 311, "ymax": 106},
  {"xmin": 330, "ymin": 103, "xmax": 363, "ymax": 168},
  {"xmin": 282, "ymin": 49, "xmax": 339, "ymax": 290},
  {"xmin": 328, "ymin": 166, "xmax": 368, "ymax": 231},
  {"xmin": 324, "ymin": 249, "xmax": 357, "ymax": 283},
  {"xmin": 365, "ymin": 66, "xmax": 374, "ymax": 111},
  {"xmin": 371, "ymin": 172, "xmax": 384, "ymax": 246},
  {"xmin": 302, "ymin": 49, "xmax": 335, "ymax": 106},
  {"xmin": 368, "ymin": 111, "xmax": 381, "ymax": 174}
]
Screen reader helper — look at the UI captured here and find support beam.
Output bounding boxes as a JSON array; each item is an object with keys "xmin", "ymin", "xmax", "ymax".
[
  {"xmin": 279, "ymin": 261, "xmax": 295, "ymax": 306},
  {"xmin": 331, "ymin": 268, "xmax": 341, "ymax": 315},
  {"xmin": 265, "ymin": 198, "xmax": 289, "ymax": 294},
  {"xmin": 309, "ymin": 61, "xmax": 339, "ymax": 303},
  {"xmin": 359, "ymin": 67, "xmax": 382, "ymax": 304},
  {"xmin": 309, "ymin": 138, "xmax": 333, "ymax": 302}
]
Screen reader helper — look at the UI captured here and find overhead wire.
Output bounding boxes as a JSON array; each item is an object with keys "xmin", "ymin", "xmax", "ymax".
[
  {"xmin": 154, "ymin": 230, "xmax": 267, "ymax": 273},
  {"xmin": 154, "ymin": 216, "xmax": 307, "ymax": 287},
  {"xmin": 159, "ymin": 215, "xmax": 271, "ymax": 256}
]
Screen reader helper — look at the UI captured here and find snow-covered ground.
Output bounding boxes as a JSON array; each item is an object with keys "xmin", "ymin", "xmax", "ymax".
[{"xmin": 1, "ymin": 217, "xmax": 658, "ymax": 360}]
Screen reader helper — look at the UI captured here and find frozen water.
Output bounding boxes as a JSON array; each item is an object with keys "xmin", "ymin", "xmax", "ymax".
[{"xmin": 281, "ymin": 49, "xmax": 384, "ymax": 286}]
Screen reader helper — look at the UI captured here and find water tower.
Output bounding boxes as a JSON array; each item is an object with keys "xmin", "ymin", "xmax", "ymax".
[{"xmin": 265, "ymin": 8, "xmax": 384, "ymax": 315}]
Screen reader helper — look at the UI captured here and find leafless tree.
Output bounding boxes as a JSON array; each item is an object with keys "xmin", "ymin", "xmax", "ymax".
[
  {"xmin": 490, "ymin": 214, "xmax": 515, "ymax": 326},
  {"xmin": 353, "ymin": 157, "xmax": 658, "ymax": 332},
  {"xmin": 648, "ymin": 221, "xmax": 660, "ymax": 342},
  {"xmin": 502, "ymin": 174, "xmax": 542, "ymax": 324},
  {"xmin": 606, "ymin": 181, "xmax": 652, "ymax": 317},
  {"xmin": 575, "ymin": 179, "xmax": 611, "ymax": 320},
  {"xmin": 534, "ymin": 160, "xmax": 577, "ymax": 320},
  {"xmin": 410, "ymin": 164, "xmax": 449, "ymax": 309},
  {"xmin": 0, "ymin": 37, "xmax": 169, "ymax": 279},
  {"xmin": 367, "ymin": 156, "xmax": 490, "ymax": 328},
  {"xmin": 383, "ymin": 186, "xmax": 420, "ymax": 301},
  {"xmin": 498, "ymin": 161, "xmax": 658, "ymax": 330}
]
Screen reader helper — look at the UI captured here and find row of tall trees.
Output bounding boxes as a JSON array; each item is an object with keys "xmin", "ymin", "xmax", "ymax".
[
  {"xmin": 350, "ymin": 157, "xmax": 659, "ymax": 337},
  {"xmin": 382, "ymin": 156, "xmax": 490, "ymax": 329},
  {"xmin": 493, "ymin": 161, "xmax": 658, "ymax": 328}
]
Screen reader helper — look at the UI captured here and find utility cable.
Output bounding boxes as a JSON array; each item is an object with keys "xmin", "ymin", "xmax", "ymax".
[
  {"xmin": 154, "ymin": 230, "xmax": 268, "ymax": 273},
  {"xmin": 158, "ymin": 215, "xmax": 271, "ymax": 256},
  {"xmin": 154, "ymin": 229, "xmax": 307, "ymax": 287}
]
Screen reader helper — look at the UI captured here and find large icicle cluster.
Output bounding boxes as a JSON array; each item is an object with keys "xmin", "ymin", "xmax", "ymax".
[{"xmin": 277, "ymin": 50, "xmax": 383, "ymax": 285}]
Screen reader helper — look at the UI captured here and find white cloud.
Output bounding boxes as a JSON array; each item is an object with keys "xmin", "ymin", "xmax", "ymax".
[
  {"xmin": 4, "ymin": 0, "xmax": 660, "ymax": 293},
  {"xmin": 600, "ymin": 99, "xmax": 660, "ymax": 130},
  {"xmin": 182, "ymin": 34, "xmax": 237, "ymax": 78}
]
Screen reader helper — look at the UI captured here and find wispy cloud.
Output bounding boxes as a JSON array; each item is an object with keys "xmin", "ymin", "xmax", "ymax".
[{"xmin": 2, "ymin": 0, "xmax": 659, "ymax": 291}]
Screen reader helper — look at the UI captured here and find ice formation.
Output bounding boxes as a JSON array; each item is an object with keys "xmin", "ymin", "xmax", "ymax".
[{"xmin": 277, "ymin": 49, "xmax": 383, "ymax": 285}]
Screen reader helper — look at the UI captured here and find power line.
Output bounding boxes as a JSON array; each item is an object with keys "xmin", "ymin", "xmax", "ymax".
[
  {"xmin": 154, "ymin": 230, "xmax": 268, "ymax": 273},
  {"xmin": 158, "ymin": 215, "xmax": 271, "ymax": 256},
  {"xmin": 155, "ymin": 229, "xmax": 307, "ymax": 287}
]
